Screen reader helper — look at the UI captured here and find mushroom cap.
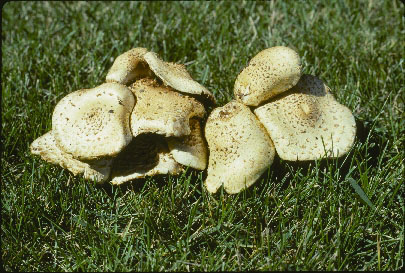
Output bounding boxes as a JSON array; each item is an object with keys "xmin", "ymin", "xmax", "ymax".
[
  {"xmin": 106, "ymin": 47, "xmax": 154, "ymax": 85},
  {"xmin": 167, "ymin": 118, "xmax": 208, "ymax": 170},
  {"xmin": 143, "ymin": 52, "xmax": 216, "ymax": 105},
  {"xmin": 234, "ymin": 46, "xmax": 301, "ymax": 106},
  {"xmin": 205, "ymin": 101, "xmax": 275, "ymax": 194},
  {"xmin": 110, "ymin": 134, "xmax": 183, "ymax": 185},
  {"xmin": 254, "ymin": 74, "xmax": 357, "ymax": 161},
  {"xmin": 52, "ymin": 82, "xmax": 135, "ymax": 160},
  {"xmin": 30, "ymin": 131, "xmax": 112, "ymax": 183},
  {"xmin": 129, "ymin": 78, "xmax": 206, "ymax": 138}
]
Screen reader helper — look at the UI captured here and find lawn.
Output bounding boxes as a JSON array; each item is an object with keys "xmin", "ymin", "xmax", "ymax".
[{"xmin": 1, "ymin": 1, "xmax": 404, "ymax": 271}]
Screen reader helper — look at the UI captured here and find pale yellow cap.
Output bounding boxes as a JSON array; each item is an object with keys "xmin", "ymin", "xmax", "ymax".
[
  {"xmin": 52, "ymin": 82, "xmax": 135, "ymax": 160},
  {"xmin": 205, "ymin": 101, "xmax": 275, "ymax": 194},
  {"xmin": 129, "ymin": 78, "xmax": 206, "ymax": 138},
  {"xmin": 30, "ymin": 131, "xmax": 112, "ymax": 183},
  {"xmin": 106, "ymin": 47, "xmax": 154, "ymax": 85},
  {"xmin": 167, "ymin": 118, "xmax": 208, "ymax": 170},
  {"xmin": 143, "ymin": 52, "xmax": 216, "ymax": 105},
  {"xmin": 234, "ymin": 46, "xmax": 301, "ymax": 106},
  {"xmin": 254, "ymin": 74, "xmax": 357, "ymax": 161}
]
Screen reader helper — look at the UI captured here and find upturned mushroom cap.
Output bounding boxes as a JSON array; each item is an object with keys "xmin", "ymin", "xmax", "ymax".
[
  {"xmin": 167, "ymin": 118, "xmax": 208, "ymax": 170},
  {"xmin": 234, "ymin": 46, "xmax": 301, "ymax": 106},
  {"xmin": 143, "ymin": 52, "xmax": 216, "ymax": 105},
  {"xmin": 129, "ymin": 78, "xmax": 206, "ymax": 138},
  {"xmin": 254, "ymin": 74, "xmax": 357, "ymax": 161},
  {"xmin": 106, "ymin": 47, "xmax": 154, "ymax": 85},
  {"xmin": 30, "ymin": 131, "xmax": 112, "ymax": 183},
  {"xmin": 110, "ymin": 134, "xmax": 183, "ymax": 185},
  {"xmin": 205, "ymin": 101, "xmax": 275, "ymax": 194},
  {"xmin": 52, "ymin": 82, "xmax": 135, "ymax": 160}
]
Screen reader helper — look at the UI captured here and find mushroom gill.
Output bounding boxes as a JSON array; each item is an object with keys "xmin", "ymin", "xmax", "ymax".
[{"xmin": 167, "ymin": 118, "xmax": 208, "ymax": 170}]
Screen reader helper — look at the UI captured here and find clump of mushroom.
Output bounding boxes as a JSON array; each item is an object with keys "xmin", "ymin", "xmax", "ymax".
[
  {"xmin": 204, "ymin": 46, "xmax": 356, "ymax": 194},
  {"xmin": 31, "ymin": 45, "xmax": 357, "ymax": 195},
  {"xmin": 31, "ymin": 48, "xmax": 214, "ymax": 184}
]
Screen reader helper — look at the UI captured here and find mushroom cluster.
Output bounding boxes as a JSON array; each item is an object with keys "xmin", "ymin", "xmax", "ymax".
[
  {"xmin": 30, "ymin": 48, "xmax": 215, "ymax": 184},
  {"xmin": 205, "ymin": 46, "xmax": 356, "ymax": 194}
]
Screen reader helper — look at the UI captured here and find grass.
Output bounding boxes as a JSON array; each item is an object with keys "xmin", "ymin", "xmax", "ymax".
[{"xmin": 1, "ymin": 0, "xmax": 404, "ymax": 271}]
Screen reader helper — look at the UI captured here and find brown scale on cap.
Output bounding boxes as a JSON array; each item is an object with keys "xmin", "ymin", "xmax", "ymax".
[
  {"xmin": 234, "ymin": 46, "xmax": 301, "ymax": 106},
  {"xmin": 129, "ymin": 78, "xmax": 206, "ymax": 138},
  {"xmin": 30, "ymin": 131, "xmax": 112, "ymax": 183},
  {"xmin": 52, "ymin": 82, "xmax": 135, "ymax": 161},
  {"xmin": 106, "ymin": 47, "xmax": 154, "ymax": 85},
  {"xmin": 254, "ymin": 74, "xmax": 357, "ymax": 161},
  {"xmin": 205, "ymin": 101, "xmax": 275, "ymax": 194}
]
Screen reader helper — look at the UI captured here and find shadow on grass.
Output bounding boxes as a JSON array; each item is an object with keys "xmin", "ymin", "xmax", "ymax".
[
  {"xmin": 97, "ymin": 169, "xmax": 208, "ymax": 199},
  {"xmin": 96, "ymin": 175, "xmax": 164, "ymax": 198},
  {"xmin": 98, "ymin": 118, "xmax": 386, "ymax": 201},
  {"xmin": 91, "ymin": 118, "xmax": 389, "ymax": 262},
  {"xmin": 238, "ymin": 117, "xmax": 387, "ymax": 197}
]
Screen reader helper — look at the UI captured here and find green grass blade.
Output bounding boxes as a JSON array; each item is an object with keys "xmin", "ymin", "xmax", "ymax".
[{"xmin": 347, "ymin": 178, "xmax": 376, "ymax": 211}]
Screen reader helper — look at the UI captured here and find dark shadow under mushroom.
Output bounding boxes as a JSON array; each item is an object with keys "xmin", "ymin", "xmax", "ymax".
[{"xmin": 110, "ymin": 134, "xmax": 163, "ymax": 177}]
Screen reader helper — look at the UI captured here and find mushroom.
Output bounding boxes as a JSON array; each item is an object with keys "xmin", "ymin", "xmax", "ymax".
[
  {"xmin": 30, "ymin": 131, "xmax": 112, "ymax": 183},
  {"xmin": 167, "ymin": 118, "xmax": 208, "ymax": 170},
  {"xmin": 234, "ymin": 46, "xmax": 301, "ymax": 106},
  {"xmin": 204, "ymin": 101, "xmax": 276, "ymax": 194},
  {"xmin": 105, "ymin": 47, "xmax": 154, "ymax": 85},
  {"xmin": 110, "ymin": 134, "xmax": 183, "ymax": 185},
  {"xmin": 143, "ymin": 52, "xmax": 216, "ymax": 105},
  {"xmin": 52, "ymin": 82, "xmax": 135, "ymax": 160},
  {"xmin": 129, "ymin": 78, "xmax": 206, "ymax": 138},
  {"xmin": 254, "ymin": 74, "xmax": 357, "ymax": 161}
]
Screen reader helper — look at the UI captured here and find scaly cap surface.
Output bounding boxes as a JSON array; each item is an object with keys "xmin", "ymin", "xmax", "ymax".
[
  {"xmin": 52, "ymin": 82, "xmax": 135, "ymax": 160},
  {"xmin": 254, "ymin": 74, "xmax": 357, "ymax": 161},
  {"xmin": 205, "ymin": 101, "xmax": 275, "ymax": 194},
  {"xmin": 129, "ymin": 78, "xmax": 206, "ymax": 137},
  {"xmin": 234, "ymin": 46, "xmax": 301, "ymax": 106}
]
